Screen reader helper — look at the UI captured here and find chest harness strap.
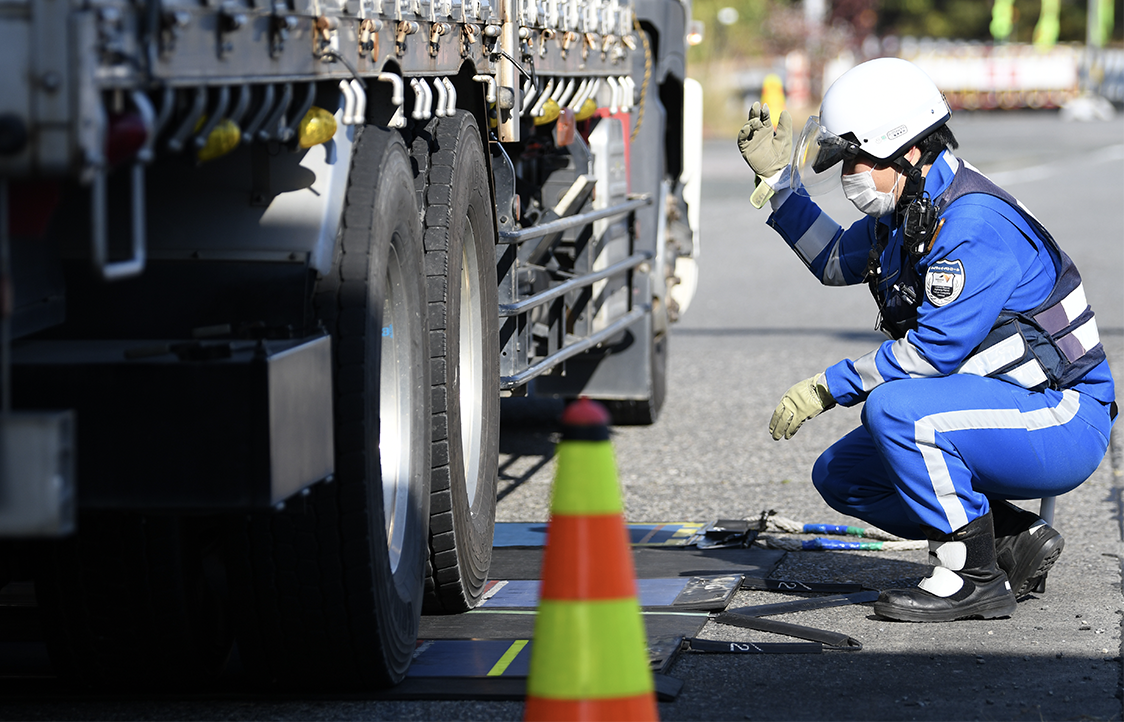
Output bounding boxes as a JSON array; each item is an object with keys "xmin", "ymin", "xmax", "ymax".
[{"xmin": 870, "ymin": 159, "xmax": 1105, "ymax": 391}]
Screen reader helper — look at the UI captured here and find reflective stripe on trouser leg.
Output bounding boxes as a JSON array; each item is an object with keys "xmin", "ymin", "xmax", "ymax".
[{"xmin": 859, "ymin": 376, "xmax": 1110, "ymax": 534}]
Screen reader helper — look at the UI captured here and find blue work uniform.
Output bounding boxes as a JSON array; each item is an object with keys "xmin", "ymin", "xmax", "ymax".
[{"xmin": 766, "ymin": 150, "xmax": 1117, "ymax": 538}]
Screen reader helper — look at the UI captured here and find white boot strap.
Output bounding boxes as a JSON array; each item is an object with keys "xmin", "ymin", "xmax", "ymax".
[
  {"xmin": 918, "ymin": 565, "xmax": 965, "ymax": 598},
  {"xmin": 928, "ymin": 540, "xmax": 967, "ymax": 571}
]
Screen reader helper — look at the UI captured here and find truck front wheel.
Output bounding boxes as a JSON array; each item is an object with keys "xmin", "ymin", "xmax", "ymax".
[{"xmin": 225, "ymin": 124, "xmax": 431, "ymax": 689}]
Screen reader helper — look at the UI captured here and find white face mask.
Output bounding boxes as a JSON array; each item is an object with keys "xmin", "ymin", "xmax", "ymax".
[{"xmin": 842, "ymin": 169, "xmax": 900, "ymax": 217}]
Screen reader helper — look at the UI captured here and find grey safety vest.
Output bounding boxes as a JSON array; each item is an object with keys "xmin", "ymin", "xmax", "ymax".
[{"xmin": 874, "ymin": 159, "xmax": 1105, "ymax": 391}]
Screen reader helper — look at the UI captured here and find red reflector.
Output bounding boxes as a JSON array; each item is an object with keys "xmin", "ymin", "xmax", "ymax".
[
  {"xmin": 554, "ymin": 107, "xmax": 576, "ymax": 147},
  {"xmin": 105, "ymin": 111, "xmax": 148, "ymax": 168}
]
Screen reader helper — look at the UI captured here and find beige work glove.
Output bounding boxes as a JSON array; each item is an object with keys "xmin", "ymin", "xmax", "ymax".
[
  {"xmin": 769, "ymin": 373, "xmax": 836, "ymax": 441},
  {"xmin": 737, "ymin": 102, "xmax": 793, "ymax": 208}
]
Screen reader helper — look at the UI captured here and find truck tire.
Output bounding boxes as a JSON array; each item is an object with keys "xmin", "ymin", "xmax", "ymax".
[
  {"xmin": 225, "ymin": 124, "xmax": 431, "ymax": 689},
  {"xmin": 35, "ymin": 514, "xmax": 231, "ymax": 689},
  {"xmin": 412, "ymin": 111, "xmax": 500, "ymax": 613}
]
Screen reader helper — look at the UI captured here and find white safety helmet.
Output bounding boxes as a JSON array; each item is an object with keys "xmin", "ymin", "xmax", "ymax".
[{"xmin": 791, "ymin": 57, "xmax": 951, "ymax": 196}]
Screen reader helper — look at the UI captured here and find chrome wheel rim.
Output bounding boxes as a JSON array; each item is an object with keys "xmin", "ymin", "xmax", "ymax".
[
  {"xmin": 380, "ymin": 240, "xmax": 414, "ymax": 573},
  {"xmin": 458, "ymin": 222, "xmax": 485, "ymax": 507}
]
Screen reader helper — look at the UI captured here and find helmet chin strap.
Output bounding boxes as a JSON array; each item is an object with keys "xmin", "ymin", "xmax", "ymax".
[
  {"xmin": 891, "ymin": 147, "xmax": 944, "ymax": 258},
  {"xmin": 890, "ymin": 148, "xmax": 939, "ymax": 216}
]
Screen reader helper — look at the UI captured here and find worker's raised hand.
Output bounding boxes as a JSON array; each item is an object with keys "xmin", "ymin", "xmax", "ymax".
[
  {"xmin": 769, "ymin": 373, "xmax": 835, "ymax": 441},
  {"xmin": 737, "ymin": 102, "xmax": 793, "ymax": 179}
]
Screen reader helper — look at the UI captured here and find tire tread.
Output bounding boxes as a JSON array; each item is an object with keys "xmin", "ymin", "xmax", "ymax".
[{"xmin": 410, "ymin": 111, "xmax": 499, "ymax": 614}]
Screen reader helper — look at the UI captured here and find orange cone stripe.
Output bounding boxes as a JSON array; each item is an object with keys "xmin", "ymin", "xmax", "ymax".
[
  {"xmin": 540, "ymin": 513, "xmax": 637, "ymax": 600},
  {"xmin": 524, "ymin": 693, "xmax": 658, "ymax": 721}
]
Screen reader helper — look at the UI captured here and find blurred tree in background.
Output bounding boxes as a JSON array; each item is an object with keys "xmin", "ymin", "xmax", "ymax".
[
  {"xmin": 688, "ymin": 0, "xmax": 816, "ymax": 63},
  {"xmin": 688, "ymin": 0, "xmax": 1122, "ymax": 65},
  {"xmin": 688, "ymin": 0, "xmax": 1122, "ymax": 136},
  {"xmin": 875, "ymin": 0, "xmax": 993, "ymax": 39},
  {"xmin": 876, "ymin": 0, "xmax": 1087, "ymax": 41}
]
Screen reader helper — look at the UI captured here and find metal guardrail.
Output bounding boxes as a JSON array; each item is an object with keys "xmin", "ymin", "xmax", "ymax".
[
  {"xmin": 497, "ymin": 193, "xmax": 653, "ymax": 389},
  {"xmin": 497, "ymin": 196, "xmax": 652, "ymax": 244},
  {"xmin": 500, "ymin": 306, "xmax": 648, "ymax": 389},
  {"xmin": 498, "ymin": 251, "xmax": 650, "ymax": 317}
]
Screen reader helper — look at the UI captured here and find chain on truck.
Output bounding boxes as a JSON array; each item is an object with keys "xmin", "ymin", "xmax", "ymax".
[{"xmin": 0, "ymin": 0, "xmax": 702, "ymax": 688}]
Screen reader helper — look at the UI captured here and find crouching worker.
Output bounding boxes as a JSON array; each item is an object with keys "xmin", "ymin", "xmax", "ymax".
[{"xmin": 738, "ymin": 58, "xmax": 1117, "ymax": 622}]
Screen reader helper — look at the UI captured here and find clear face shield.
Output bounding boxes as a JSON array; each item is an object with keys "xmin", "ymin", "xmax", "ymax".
[{"xmin": 790, "ymin": 116, "xmax": 862, "ymax": 197}]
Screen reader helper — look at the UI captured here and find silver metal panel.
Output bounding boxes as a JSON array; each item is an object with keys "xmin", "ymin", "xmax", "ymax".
[
  {"xmin": 589, "ymin": 117, "xmax": 627, "ymax": 203},
  {"xmin": 588, "ymin": 117, "xmax": 630, "ymax": 332},
  {"xmin": 136, "ymin": 112, "xmax": 352, "ymax": 268},
  {"xmin": 261, "ymin": 110, "xmax": 355, "ymax": 275},
  {"xmin": 0, "ymin": 411, "xmax": 76, "ymax": 537},
  {"xmin": 32, "ymin": 0, "xmax": 72, "ymax": 171},
  {"xmin": 267, "ymin": 334, "xmax": 334, "ymax": 503},
  {"xmin": 71, "ymin": 11, "xmax": 101, "ymax": 174}
]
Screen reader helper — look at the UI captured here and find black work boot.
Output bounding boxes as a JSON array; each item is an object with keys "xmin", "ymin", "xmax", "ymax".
[
  {"xmin": 874, "ymin": 512, "xmax": 1017, "ymax": 622},
  {"xmin": 991, "ymin": 499, "xmax": 1064, "ymax": 598}
]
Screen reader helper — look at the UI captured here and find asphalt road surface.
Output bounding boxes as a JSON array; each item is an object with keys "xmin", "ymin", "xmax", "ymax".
[{"xmin": 2, "ymin": 110, "xmax": 1122, "ymax": 721}]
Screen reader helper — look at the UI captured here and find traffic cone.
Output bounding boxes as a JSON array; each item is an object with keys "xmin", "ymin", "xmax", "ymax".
[{"xmin": 524, "ymin": 399, "xmax": 658, "ymax": 722}]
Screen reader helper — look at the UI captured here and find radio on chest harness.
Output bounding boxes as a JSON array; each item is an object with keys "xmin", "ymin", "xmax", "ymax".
[{"xmin": 863, "ymin": 148, "xmax": 943, "ymax": 339}]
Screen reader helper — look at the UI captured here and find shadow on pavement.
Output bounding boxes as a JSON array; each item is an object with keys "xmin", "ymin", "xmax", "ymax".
[{"xmin": 496, "ymin": 398, "xmax": 564, "ymax": 502}]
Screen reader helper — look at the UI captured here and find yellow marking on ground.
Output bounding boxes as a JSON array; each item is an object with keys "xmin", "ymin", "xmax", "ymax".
[{"xmin": 487, "ymin": 639, "xmax": 529, "ymax": 677}]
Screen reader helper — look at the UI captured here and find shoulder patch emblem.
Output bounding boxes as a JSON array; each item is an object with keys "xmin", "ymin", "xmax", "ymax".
[{"xmin": 925, "ymin": 259, "xmax": 965, "ymax": 307}]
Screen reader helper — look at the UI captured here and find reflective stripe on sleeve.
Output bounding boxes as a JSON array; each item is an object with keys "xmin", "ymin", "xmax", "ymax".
[
  {"xmin": 820, "ymin": 238, "xmax": 849, "ymax": 286},
  {"xmin": 793, "ymin": 211, "xmax": 841, "ymax": 267},
  {"xmin": 890, "ymin": 333, "xmax": 941, "ymax": 378},
  {"xmin": 854, "ymin": 349, "xmax": 885, "ymax": 392}
]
